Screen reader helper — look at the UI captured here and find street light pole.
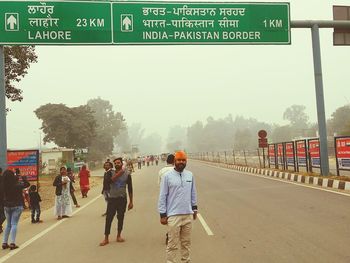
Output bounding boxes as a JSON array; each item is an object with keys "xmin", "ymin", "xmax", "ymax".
[{"xmin": 0, "ymin": 46, "xmax": 7, "ymax": 169}]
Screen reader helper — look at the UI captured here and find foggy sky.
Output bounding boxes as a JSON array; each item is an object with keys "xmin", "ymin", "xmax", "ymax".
[{"xmin": 5, "ymin": 0, "xmax": 350, "ymax": 150}]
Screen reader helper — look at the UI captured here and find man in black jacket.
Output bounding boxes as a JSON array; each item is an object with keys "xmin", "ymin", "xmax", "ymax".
[{"xmin": 101, "ymin": 161, "xmax": 114, "ymax": 216}]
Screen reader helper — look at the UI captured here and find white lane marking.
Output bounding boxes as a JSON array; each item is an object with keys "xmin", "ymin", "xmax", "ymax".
[
  {"xmin": 202, "ymin": 163, "xmax": 350, "ymax": 198},
  {"xmin": 197, "ymin": 213, "xmax": 214, "ymax": 236},
  {"xmin": 0, "ymin": 195, "xmax": 102, "ymax": 263}
]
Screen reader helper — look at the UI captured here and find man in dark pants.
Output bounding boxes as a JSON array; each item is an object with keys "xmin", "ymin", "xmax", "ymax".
[
  {"xmin": 0, "ymin": 167, "xmax": 6, "ymax": 233},
  {"xmin": 100, "ymin": 157, "xmax": 133, "ymax": 246},
  {"xmin": 101, "ymin": 161, "xmax": 115, "ymax": 217}
]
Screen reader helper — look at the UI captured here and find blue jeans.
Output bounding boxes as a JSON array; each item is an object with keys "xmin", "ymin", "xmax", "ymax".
[{"xmin": 3, "ymin": 206, "xmax": 23, "ymax": 244}]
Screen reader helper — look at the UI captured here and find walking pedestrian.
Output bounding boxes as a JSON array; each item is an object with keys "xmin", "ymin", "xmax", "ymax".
[
  {"xmin": 127, "ymin": 159, "xmax": 135, "ymax": 173},
  {"xmin": 100, "ymin": 157, "xmax": 133, "ymax": 246},
  {"xmin": 101, "ymin": 161, "xmax": 124, "ymax": 216},
  {"xmin": 2, "ymin": 169, "xmax": 30, "ymax": 250},
  {"xmin": 158, "ymin": 154, "xmax": 175, "ymax": 245},
  {"xmin": 53, "ymin": 167, "xmax": 73, "ymax": 220},
  {"xmin": 29, "ymin": 185, "xmax": 42, "ymax": 223},
  {"xmin": 158, "ymin": 151, "xmax": 198, "ymax": 263},
  {"xmin": 158, "ymin": 154, "xmax": 175, "ymax": 186},
  {"xmin": 137, "ymin": 156, "xmax": 142, "ymax": 170},
  {"xmin": 79, "ymin": 165, "xmax": 90, "ymax": 198},
  {"xmin": 67, "ymin": 167, "xmax": 80, "ymax": 208},
  {"xmin": 0, "ymin": 168, "xmax": 5, "ymax": 234},
  {"xmin": 102, "ymin": 161, "xmax": 113, "ymax": 217}
]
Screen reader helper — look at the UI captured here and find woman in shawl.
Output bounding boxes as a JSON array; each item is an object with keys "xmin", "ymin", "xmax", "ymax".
[
  {"xmin": 53, "ymin": 167, "xmax": 73, "ymax": 220},
  {"xmin": 78, "ymin": 165, "xmax": 90, "ymax": 198}
]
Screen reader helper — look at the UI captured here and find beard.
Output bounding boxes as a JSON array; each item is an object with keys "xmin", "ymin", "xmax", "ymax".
[{"xmin": 175, "ymin": 163, "xmax": 186, "ymax": 172}]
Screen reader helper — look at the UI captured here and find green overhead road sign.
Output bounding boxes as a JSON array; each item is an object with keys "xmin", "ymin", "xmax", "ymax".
[
  {"xmin": 113, "ymin": 2, "xmax": 291, "ymax": 45},
  {"xmin": 0, "ymin": 1, "xmax": 112, "ymax": 44},
  {"xmin": 0, "ymin": 1, "xmax": 290, "ymax": 45}
]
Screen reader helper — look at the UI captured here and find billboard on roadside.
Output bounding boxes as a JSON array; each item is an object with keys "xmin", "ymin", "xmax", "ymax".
[
  {"xmin": 7, "ymin": 150, "xmax": 39, "ymax": 181},
  {"xmin": 285, "ymin": 142, "xmax": 295, "ymax": 170},
  {"xmin": 296, "ymin": 140, "xmax": 307, "ymax": 169},
  {"xmin": 277, "ymin": 143, "xmax": 284, "ymax": 169},
  {"xmin": 335, "ymin": 136, "xmax": 350, "ymax": 172},
  {"xmin": 308, "ymin": 139, "xmax": 320, "ymax": 168},
  {"xmin": 268, "ymin": 144, "xmax": 276, "ymax": 168}
]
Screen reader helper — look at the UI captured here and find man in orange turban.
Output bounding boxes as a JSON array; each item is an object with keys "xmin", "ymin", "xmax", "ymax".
[{"xmin": 158, "ymin": 150, "xmax": 198, "ymax": 263}]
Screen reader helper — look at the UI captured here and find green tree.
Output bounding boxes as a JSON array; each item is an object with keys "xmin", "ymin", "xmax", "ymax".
[
  {"xmin": 87, "ymin": 98, "xmax": 125, "ymax": 160},
  {"xmin": 234, "ymin": 128, "xmax": 252, "ymax": 150},
  {"xmin": 329, "ymin": 105, "xmax": 350, "ymax": 135},
  {"xmin": 187, "ymin": 121, "xmax": 205, "ymax": 152},
  {"xmin": 5, "ymin": 46, "xmax": 38, "ymax": 102},
  {"xmin": 270, "ymin": 125, "xmax": 293, "ymax": 143},
  {"xmin": 35, "ymin": 103, "xmax": 96, "ymax": 148},
  {"xmin": 139, "ymin": 133, "xmax": 162, "ymax": 155},
  {"xmin": 166, "ymin": 125, "xmax": 187, "ymax": 152},
  {"xmin": 283, "ymin": 105, "xmax": 310, "ymax": 137},
  {"xmin": 115, "ymin": 128, "xmax": 131, "ymax": 153}
]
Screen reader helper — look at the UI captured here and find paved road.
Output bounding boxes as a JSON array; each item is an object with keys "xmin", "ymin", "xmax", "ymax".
[{"xmin": 1, "ymin": 161, "xmax": 350, "ymax": 263}]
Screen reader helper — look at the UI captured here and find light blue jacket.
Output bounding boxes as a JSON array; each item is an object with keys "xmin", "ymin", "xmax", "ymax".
[{"xmin": 158, "ymin": 168, "xmax": 198, "ymax": 218}]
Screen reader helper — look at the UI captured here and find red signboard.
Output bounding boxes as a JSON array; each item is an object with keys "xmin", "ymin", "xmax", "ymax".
[
  {"xmin": 268, "ymin": 144, "xmax": 276, "ymax": 165},
  {"xmin": 285, "ymin": 142, "xmax": 295, "ymax": 167},
  {"xmin": 258, "ymin": 138, "xmax": 268, "ymax": 148},
  {"xmin": 336, "ymin": 137, "xmax": 350, "ymax": 170},
  {"xmin": 308, "ymin": 139, "xmax": 320, "ymax": 168},
  {"xmin": 7, "ymin": 150, "xmax": 39, "ymax": 181},
  {"xmin": 258, "ymin": 130, "xmax": 267, "ymax": 138},
  {"xmin": 296, "ymin": 140, "xmax": 307, "ymax": 167}
]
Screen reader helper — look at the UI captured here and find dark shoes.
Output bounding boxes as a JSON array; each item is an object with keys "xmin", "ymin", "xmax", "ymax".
[
  {"xmin": 31, "ymin": 219, "xmax": 43, "ymax": 223},
  {"xmin": 2, "ymin": 243, "xmax": 9, "ymax": 249},
  {"xmin": 9, "ymin": 244, "xmax": 19, "ymax": 250},
  {"xmin": 2, "ymin": 243, "xmax": 18, "ymax": 250}
]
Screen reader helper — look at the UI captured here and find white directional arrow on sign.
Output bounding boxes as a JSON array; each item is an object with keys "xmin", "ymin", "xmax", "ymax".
[
  {"xmin": 122, "ymin": 16, "xmax": 132, "ymax": 31},
  {"xmin": 7, "ymin": 15, "xmax": 17, "ymax": 30}
]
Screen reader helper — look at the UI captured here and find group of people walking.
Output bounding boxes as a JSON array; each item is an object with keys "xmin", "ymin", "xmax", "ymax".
[{"xmin": 137, "ymin": 155, "xmax": 160, "ymax": 169}]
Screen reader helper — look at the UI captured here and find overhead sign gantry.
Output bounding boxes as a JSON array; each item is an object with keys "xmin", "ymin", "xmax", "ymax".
[{"xmin": 0, "ymin": 1, "xmax": 290, "ymax": 45}]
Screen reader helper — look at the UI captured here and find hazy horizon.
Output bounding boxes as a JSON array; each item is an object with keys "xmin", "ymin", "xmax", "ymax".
[{"xmin": 5, "ymin": 0, "xmax": 350, "ymax": 151}]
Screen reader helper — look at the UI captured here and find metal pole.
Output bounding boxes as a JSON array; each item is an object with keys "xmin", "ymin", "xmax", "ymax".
[
  {"xmin": 257, "ymin": 148, "xmax": 262, "ymax": 168},
  {"xmin": 262, "ymin": 147, "xmax": 266, "ymax": 168},
  {"xmin": 311, "ymin": 25, "xmax": 330, "ymax": 175},
  {"xmin": 0, "ymin": 46, "xmax": 7, "ymax": 170}
]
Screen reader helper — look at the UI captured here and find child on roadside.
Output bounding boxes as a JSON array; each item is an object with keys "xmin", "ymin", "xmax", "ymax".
[{"xmin": 29, "ymin": 185, "xmax": 42, "ymax": 223}]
